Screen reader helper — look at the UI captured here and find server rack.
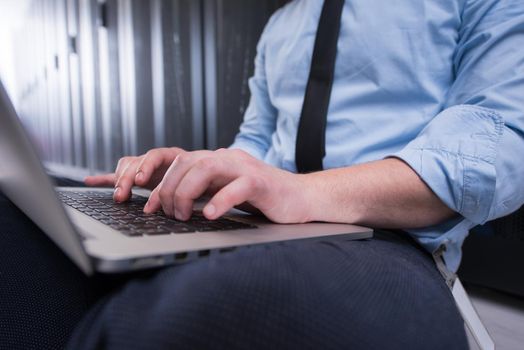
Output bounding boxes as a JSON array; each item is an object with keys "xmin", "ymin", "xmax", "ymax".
[
  {"xmin": 66, "ymin": 0, "xmax": 87, "ymax": 168},
  {"xmin": 13, "ymin": 0, "xmax": 287, "ymax": 174},
  {"xmin": 97, "ymin": 0, "xmax": 123, "ymax": 171},
  {"xmin": 203, "ymin": 0, "xmax": 288, "ymax": 149}
]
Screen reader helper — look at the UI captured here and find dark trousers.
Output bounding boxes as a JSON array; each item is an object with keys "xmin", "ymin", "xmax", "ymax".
[{"xmin": 0, "ymin": 190, "xmax": 468, "ymax": 350}]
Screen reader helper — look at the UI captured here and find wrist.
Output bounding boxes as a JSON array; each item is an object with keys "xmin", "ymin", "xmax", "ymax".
[
  {"xmin": 299, "ymin": 169, "xmax": 365, "ymax": 224},
  {"xmin": 296, "ymin": 172, "xmax": 332, "ymax": 223},
  {"xmin": 294, "ymin": 173, "xmax": 316, "ymax": 223},
  {"xmin": 275, "ymin": 171, "xmax": 317, "ymax": 223}
]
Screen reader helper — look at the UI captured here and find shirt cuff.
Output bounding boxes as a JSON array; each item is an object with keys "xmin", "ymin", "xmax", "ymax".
[{"xmin": 390, "ymin": 104, "xmax": 504, "ymax": 225}]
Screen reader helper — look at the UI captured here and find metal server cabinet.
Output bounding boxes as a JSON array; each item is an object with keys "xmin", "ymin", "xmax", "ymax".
[
  {"xmin": 119, "ymin": 0, "xmax": 205, "ymax": 157},
  {"xmin": 12, "ymin": 5, "xmax": 41, "ymax": 156},
  {"xmin": 42, "ymin": 0, "xmax": 62, "ymax": 164},
  {"xmin": 66, "ymin": 0, "xmax": 87, "ymax": 169},
  {"xmin": 150, "ymin": 0, "xmax": 205, "ymax": 151},
  {"xmin": 118, "ymin": 0, "xmax": 155, "ymax": 157},
  {"xmin": 13, "ymin": 0, "xmax": 289, "ymax": 175},
  {"xmin": 78, "ymin": 0, "xmax": 105, "ymax": 172},
  {"xmin": 203, "ymin": 0, "xmax": 288, "ymax": 150},
  {"xmin": 97, "ymin": 0, "xmax": 124, "ymax": 171},
  {"xmin": 19, "ymin": 2, "xmax": 51, "ymax": 162},
  {"xmin": 33, "ymin": 2, "xmax": 54, "ymax": 163},
  {"xmin": 44, "ymin": 0, "xmax": 75, "ymax": 166}
]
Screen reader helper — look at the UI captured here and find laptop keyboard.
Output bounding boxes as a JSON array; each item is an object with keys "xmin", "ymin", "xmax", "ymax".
[{"xmin": 57, "ymin": 190, "xmax": 256, "ymax": 237}]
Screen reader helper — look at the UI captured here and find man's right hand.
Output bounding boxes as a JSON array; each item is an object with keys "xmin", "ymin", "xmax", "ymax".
[{"xmin": 84, "ymin": 147, "xmax": 185, "ymax": 203}]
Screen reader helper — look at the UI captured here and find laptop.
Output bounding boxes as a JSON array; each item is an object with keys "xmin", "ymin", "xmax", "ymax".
[{"xmin": 0, "ymin": 80, "xmax": 373, "ymax": 275}]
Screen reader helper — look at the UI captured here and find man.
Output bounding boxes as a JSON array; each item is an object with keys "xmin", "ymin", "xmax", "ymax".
[
  {"xmin": 73, "ymin": 0, "xmax": 524, "ymax": 348},
  {"xmin": 88, "ymin": 0, "xmax": 524, "ymax": 273},
  {"xmin": 2, "ymin": 0, "xmax": 523, "ymax": 349}
]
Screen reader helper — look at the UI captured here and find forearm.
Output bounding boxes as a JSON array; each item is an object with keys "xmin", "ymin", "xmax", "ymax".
[{"xmin": 301, "ymin": 158, "xmax": 456, "ymax": 229}]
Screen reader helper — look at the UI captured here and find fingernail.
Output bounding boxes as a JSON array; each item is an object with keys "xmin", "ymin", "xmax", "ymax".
[
  {"xmin": 204, "ymin": 204, "xmax": 216, "ymax": 218},
  {"xmin": 135, "ymin": 171, "xmax": 144, "ymax": 182},
  {"xmin": 143, "ymin": 201, "xmax": 150, "ymax": 212},
  {"xmin": 114, "ymin": 187, "xmax": 121, "ymax": 201}
]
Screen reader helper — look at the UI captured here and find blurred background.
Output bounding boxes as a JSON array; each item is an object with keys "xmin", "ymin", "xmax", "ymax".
[{"xmin": 0, "ymin": 0, "xmax": 288, "ymax": 176}]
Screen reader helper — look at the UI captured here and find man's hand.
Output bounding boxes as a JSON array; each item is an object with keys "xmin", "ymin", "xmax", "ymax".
[
  {"xmin": 143, "ymin": 149, "xmax": 310, "ymax": 223},
  {"xmin": 85, "ymin": 147, "xmax": 454, "ymax": 229},
  {"xmin": 84, "ymin": 147, "xmax": 185, "ymax": 202}
]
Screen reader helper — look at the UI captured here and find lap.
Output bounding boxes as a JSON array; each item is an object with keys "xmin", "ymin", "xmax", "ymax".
[
  {"xmin": 0, "ymin": 182, "xmax": 467, "ymax": 350},
  {"xmin": 0, "ymin": 180, "xmax": 126, "ymax": 349},
  {"xmin": 0, "ymin": 191, "xmax": 94, "ymax": 350},
  {"xmin": 68, "ymin": 233, "xmax": 468, "ymax": 350}
]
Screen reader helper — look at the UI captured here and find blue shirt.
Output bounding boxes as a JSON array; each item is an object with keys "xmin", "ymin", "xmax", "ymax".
[{"xmin": 230, "ymin": 0, "xmax": 524, "ymax": 272}]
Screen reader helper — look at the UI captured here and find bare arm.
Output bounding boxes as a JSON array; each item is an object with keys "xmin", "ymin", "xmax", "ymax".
[
  {"xmin": 140, "ymin": 149, "xmax": 455, "ymax": 229},
  {"xmin": 300, "ymin": 158, "xmax": 455, "ymax": 229}
]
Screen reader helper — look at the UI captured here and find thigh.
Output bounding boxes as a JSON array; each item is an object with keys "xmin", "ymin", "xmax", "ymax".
[
  {"xmin": 68, "ymin": 233, "xmax": 468, "ymax": 350},
  {"xmin": 0, "ymin": 191, "xmax": 95, "ymax": 350},
  {"xmin": 0, "ymin": 179, "xmax": 128, "ymax": 350}
]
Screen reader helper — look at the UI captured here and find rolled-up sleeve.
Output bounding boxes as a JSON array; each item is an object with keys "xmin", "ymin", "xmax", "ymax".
[{"xmin": 392, "ymin": 0, "xmax": 524, "ymax": 271}]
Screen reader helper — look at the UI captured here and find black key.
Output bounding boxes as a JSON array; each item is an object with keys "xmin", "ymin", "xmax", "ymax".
[
  {"xmin": 142, "ymin": 221, "xmax": 162, "ymax": 226},
  {"xmin": 135, "ymin": 224, "xmax": 158, "ymax": 230},
  {"xmin": 87, "ymin": 203, "xmax": 110, "ymax": 208},
  {"xmin": 143, "ymin": 229, "xmax": 171, "ymax": 236},
  {"xmin": 131, "ymin": 218, "xmax": 147, "ymax": 224},
  {"xmin": 89, "ymin": 214, "xmax": 107, "ymax": 219},
  {"xmin": 123, "ymin": 224, "xmax": 138, "ymax": 230},
  {"xmin": 195, "ymin": 226, "xmax": 220, "ymax": 232},
  {"xmin": 108, "ymin": 213, "xmax": 128, "ymax": 218},
  {"xmin": 220, "ymin": 225, "xmax": 245, "ymax": 231},
  {"xmin": 109, "ymin": 224, "xmax": 128, "ymax": 231},
  {"xmin": 62, "ymin": 192, "xmax": 86, "ymax": 199}
]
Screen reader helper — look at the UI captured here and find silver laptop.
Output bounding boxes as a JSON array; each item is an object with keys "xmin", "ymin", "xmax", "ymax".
[{"xmin": 0, "ymin": 80, "xmax": 373, "ymax": 275}]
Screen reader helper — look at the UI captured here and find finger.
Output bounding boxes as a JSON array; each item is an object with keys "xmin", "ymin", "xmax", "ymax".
[
  {"xmin": 114, "ymin": 159, "xmax": 141, "ymax": 202},
  {"xmin": 135, "ymin": 148, "xmax": 174, "ymax": 187},
  {"xmin": 114, "ymin": 157, "xmax": 133, "ymax": 181},
  {"xmin": 157, "ymin": 151, "xmax": 213, "ymax": 217},
  {"xmin": 172, "ymin": 157, "xmax": 233, "ymax": 220},
  {"xmin": 143, "ymin": 186, "xmax": 162, "ymax": 214},
  {"xmin": 203, "ymin": 176, "xmax": 259, "ymax": 220},
  {"xmin": 84, "ymin": 173, "xmax": 116, "ymax": 187}
]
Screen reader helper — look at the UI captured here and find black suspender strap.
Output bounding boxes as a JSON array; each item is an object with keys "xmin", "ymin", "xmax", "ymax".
[{"xmin": 295, "ymin": 0, "xmax": 344, "ymax": 173}]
